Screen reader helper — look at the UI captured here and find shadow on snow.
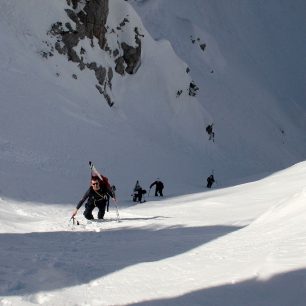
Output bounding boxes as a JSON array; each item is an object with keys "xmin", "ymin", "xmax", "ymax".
[
  {"xmin": 0, "ymin": 225, "xmax": 241, "ymax": 296},
  {"xmin": 129, "ymin": 268, "xmax": 306, "ymax": 306}
]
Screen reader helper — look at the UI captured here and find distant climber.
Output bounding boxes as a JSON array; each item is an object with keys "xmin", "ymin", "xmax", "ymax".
[
  {"xmin": 132, "ymin": 180, "xmax": 146, "ymax": 203},
  {"xmin": 150, "ymin": 179, "xmax": 164, "ymax": 196},
  {"xmin": 206, "ymin": 124, "xmax": 215, "ymax": 142},
  {"xmin": 206, "ymin": 174, "xmax": 215, "ymax": 189}
]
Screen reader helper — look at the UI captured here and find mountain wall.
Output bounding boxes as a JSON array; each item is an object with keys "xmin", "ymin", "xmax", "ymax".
[
  {"xmin": 0, "ymin": 0, "xmax": 208, "ymax": 203},
  {"xmin": 43, "ymin": 0, "xmax": 142, "ymax": 106},
  {"xmin": 130, "ymin": 0, "xmax": 306, "ymax": 181},
  {"xmin": 0, "ymin": 0, "xmax": 305, "ymax": 203}
]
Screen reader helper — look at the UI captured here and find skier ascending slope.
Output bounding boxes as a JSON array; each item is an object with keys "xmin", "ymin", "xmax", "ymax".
[
  {"xmin": 132, "ymin": 180, "xmax": 146, "ymax": 203},
  {"xmin": 149, "ymin": 178, "xmax": 164, "ymax": 197},
  {"xmin": 206, "ymin": 174, "xmax": 215, "ymax": 188},
  {"xmin": 71, "ymin": 162, "xmax": 118, "ymax": 221},
  {"xmin": 72, "ymin": 175, "xmax": 115, "ymax": 220}
]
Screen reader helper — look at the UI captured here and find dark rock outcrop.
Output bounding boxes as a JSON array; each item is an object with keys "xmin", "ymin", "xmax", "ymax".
[{"xmin": 46, "ymin": 0, "xmax": 142, "ymax": 107}]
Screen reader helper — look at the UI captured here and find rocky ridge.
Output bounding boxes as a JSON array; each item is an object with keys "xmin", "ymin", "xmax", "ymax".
[{"xmin": 43, "ymin": 0, "xmax": 142, "ymax": 107}]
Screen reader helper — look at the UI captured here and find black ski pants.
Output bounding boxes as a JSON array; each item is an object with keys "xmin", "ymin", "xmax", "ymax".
[
  {"xmin": 155, "ymin": 187, "xmax": 163, "ymax": 196},
  {"xmin": 84, "ymin": 200, "xmax": 107, "ymax": 220}
]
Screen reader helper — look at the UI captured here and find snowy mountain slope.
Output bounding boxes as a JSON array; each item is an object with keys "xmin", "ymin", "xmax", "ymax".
[
  {"xmin": 0, "ymin": 1, "xmax": 306, "ymax": 305},
  {"xmin": 0, "ymin": 0, "xmax": 305, "ymax": 205},
  {"xmin": 0, "ymin": 161, "xmax": 306, "ymax": 306},
  {"xmin": 0, "ymin": 0, "xmax": 305, "ymax": 207},
  {"xmin": 130, "ymin": 0, "xmax": 306, "ymax": 181},
  {"xmin": 0, "ymin": 0, "xmax": 211, "ymax": 203}
]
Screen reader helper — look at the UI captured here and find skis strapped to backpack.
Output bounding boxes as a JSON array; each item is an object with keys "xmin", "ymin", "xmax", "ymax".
[{"xmin": 89, "ymin": 161, "xmax": 120, "ymax": 222}]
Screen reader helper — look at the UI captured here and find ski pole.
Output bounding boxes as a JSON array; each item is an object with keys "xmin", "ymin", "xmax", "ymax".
[
  {"xmin": 112, "ymin": 198, "xmax": 120, "ymax": 222},
  {"xmin": 106, "ymin": 198, "xmax": 110, "ymax": 212},
  {"xmin": 69, "ymin": 216, "xmax": 75, "ymax": 225},
  {"xmin": 69, "ymin": 216, "xmax": 80, "ymax": 225}
]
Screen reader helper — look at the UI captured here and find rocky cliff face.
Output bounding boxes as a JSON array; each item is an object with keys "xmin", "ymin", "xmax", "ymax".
[{"xmin": 45, "ymin": 0, "xmax": 142, "ymax": 107}]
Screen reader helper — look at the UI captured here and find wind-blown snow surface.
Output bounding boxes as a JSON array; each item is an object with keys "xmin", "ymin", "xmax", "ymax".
[
  {"xmin": 0, "ymin": 1, "xmax": 306, "ymax": 304},
  {"xmin": 1, "ymin": 162, "xmax": 306, "ymax": 306}
]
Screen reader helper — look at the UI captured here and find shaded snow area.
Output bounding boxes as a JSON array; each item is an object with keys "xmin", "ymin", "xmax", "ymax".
[
  {"xmin": 130, "ymin": 0, "xmax": 306, "ymax": 182},
  {"xmin": 1, "ymin": 162, "xmax": 306, "ymax": 306},
  {"xmin": 0, "ymin": 0, "xmax": 306, "ymax": 305}
]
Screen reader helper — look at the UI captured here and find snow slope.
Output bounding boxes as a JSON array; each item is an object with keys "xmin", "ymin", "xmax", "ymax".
[
  {"xmin": 0, "ymin": 0, "xmax": 305, "ymax": 205},
  {"xmin": 0, "ymin": 1, "xmax": 306, "ymax": 304},
  {"xmin": 0, "ymin": 0, "xmax": 212, "ymax": 204},
  {"xmin": 130, "ymin": 0, "xmax": 306, "ymax": 182},
  {"xmin": 1, "ymin": 162, "xmax": 306, "ymax": 306}
]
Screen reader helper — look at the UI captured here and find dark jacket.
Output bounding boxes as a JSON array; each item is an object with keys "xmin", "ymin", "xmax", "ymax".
[
  {"xmin": 76, "ymin": 184, "xmax": 114, "ymax": 210},
  {"xmin": 150, "ymin": 181, "xmax": 164, "ymax": 190},
  {"xmin": 207, "ymin": 175, "xmax": 215, "ymax": 183}
]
